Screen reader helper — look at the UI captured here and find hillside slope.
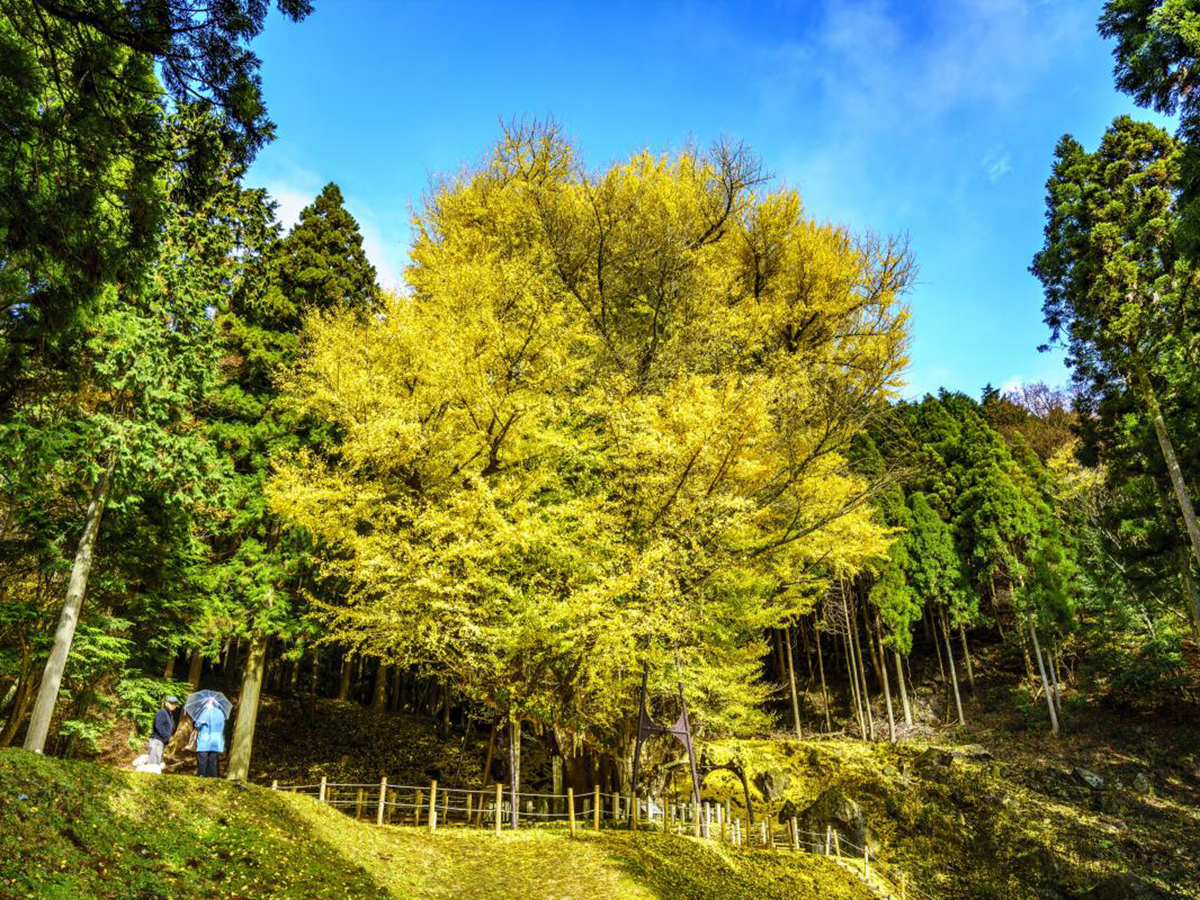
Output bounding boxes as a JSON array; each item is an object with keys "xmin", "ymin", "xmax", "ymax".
[{"xmin": 0, "ymin": 750, "xmax": 872, "ymax": 900}]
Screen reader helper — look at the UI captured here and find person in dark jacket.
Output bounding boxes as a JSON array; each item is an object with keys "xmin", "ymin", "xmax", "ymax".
[{"xmin": 147, "ymin": 697, "xmax": 179, "ymax": 766}]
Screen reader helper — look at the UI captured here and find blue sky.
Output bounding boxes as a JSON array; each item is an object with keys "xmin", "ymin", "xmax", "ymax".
[{"xmin": 246, "ymin": 0, "xmax": 1167, "ymax": 399}]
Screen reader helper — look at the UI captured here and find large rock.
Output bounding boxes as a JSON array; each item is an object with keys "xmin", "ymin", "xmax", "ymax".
[
  {"xmin": 1074, "ymin": 767, "xmax": 1105, "ymax": 790},
  {"xmin": 1084, "ymin": 873, "xmax": 1164, "ymax": 900},
  {"xmin": 1131, "ymin": 772, "xmax": 1153, "ymax": 796},
  {"xmin": 754, "ymin": 769, "xmax": 791, "ymax": 801},
  {"xmin": 794, "ymin": 787, "xmax": 872, "ymax": 854}
]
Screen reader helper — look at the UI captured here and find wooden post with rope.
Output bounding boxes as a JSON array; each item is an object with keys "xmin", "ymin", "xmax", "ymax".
[
  {"xmin": 376, "ymin": 778, "xmax": 388, "ymax": 826},
  {"xmin": 415, "ymin": 789, "xmax": 423, "ymax": 826},
  {"xmin": 568, "ymin": 788, "xmax": 576, "ymax": 837},
  {"xmin": 428, "ymin": 780, "xmax": 438, "ymax": 830},
  {"xmin": 495, "ymin": 783, "xmax": 503, "ymax": 836},
  {"xmin": 593, "ymin": 786, "xmax": 601, "ymax": 830},
  {"xmin": 319, "ymin": 776, "xmax": 327, "ymax": 804}
]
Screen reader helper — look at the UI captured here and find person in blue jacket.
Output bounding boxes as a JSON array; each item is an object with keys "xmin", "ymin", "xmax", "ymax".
[
  {"xmin": 192, "ymin": 698, "xmax": 228, "ymax": 778},
  {"xmin": 147, "ymin": 697, "xmax": 178, "ymax": 766}
]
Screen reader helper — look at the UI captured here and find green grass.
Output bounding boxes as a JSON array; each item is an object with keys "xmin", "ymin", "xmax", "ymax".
[{"xmin": 0, "ymin": 750, "xmax": 871, "ymax": 900}]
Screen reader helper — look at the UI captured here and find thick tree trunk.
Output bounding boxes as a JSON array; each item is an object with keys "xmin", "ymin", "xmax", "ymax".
[
  {"xmin": 188, "ymin": 649, "xmax": 203, "ymax": 690},
  {"xmin": 939, "ymin": 607, "xmax": 965, "ymax": 726},
  {"xmin": 227, "ymin": 633, "xmax": 269, "ymax": 780},
  {"xmin": 785, "ymin": 626, "xmax": 803, "ymax": 739},
  {"xmin": 163, "ymin": 654, "xmax": 176, "ymax": 680},
  {"xmin": 337, "ymin": 652, "xmax": 354, "ymax": 701},
  {"xmin": 875, "ymin": 613, "xmax": 895, "ymax": 742},
  {"xmin": 372, "ymin": 661, "xmax": 389, "ymax": 712},
  {"xmin": 959, "ymin": 627, "xmax": 976, "ymax": 694},
  {"xmin": 1029, "ymin": 623, "xmax": 1059, "ymax": 737},
  {"xmin": 509, "ymin": 719, "xmax": 521, "ymax": 829},
  {"xmin": 1134, "ymin": 365, "xmax": 1200, "ymax": 580},
  {"xmin": 24, "ymin": 458, "xmax": 114, "ymax": 753},
  {"xmin": 894, "ymin": 649, "xmax": 912, "ymax": 726},
  {"xmin": 815, "ymin": 626, "xmax": 832, "ymax": 732}
]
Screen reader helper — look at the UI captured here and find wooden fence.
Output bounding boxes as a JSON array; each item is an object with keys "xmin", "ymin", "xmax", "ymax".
[{"xmin": 270, "ymin": 778, "xmax": 935, "ymax": 900}]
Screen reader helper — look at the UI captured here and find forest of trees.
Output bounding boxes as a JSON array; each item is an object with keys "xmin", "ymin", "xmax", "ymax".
[{"xmin": 2, "ymin": 0, "xmax": 1200, "ymax": 797}]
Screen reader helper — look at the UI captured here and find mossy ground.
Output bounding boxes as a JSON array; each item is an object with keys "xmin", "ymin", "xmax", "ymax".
[
  {"xmin": 706, "ymin": 701, "xmax": 1200, "ymax": 899},
  {"xmin": 0, "ymin": 749, "xmax": 871, "ymax": 900}
]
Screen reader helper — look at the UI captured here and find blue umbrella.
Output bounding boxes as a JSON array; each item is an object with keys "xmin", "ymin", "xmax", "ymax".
[{"xmin": 184, "ymin": 690, "xmax": 232, "ymax": 721}]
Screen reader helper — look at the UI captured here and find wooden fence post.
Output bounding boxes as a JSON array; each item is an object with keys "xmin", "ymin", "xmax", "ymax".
[
  {"xmin": 356, "ymin": 788, "xmax": 365, "ymax": 820},
  {"xmin": 593, "ymin": 786, "xmax": 601, "ymax": 830},
  {"xmin": 377, "ymin": 778, "xmax": 388, "ymax": 826},
  {"xmin": 632, "ymin": 790, "xmax": 640, "ymax": 831},
  {"xmin": 790, "ymin": 816, "xmax": 800, "ymax": 851},
  {"xmin": 428, "ymin": 780, "xmax": 438, "ymax": 831},
  {"xmin": 270, "ymin": 779, "xmax": 278, "ymax": 791},
  {"xmin": 319, "ymin": 776, "xmax": 327, "ymax": 803},
  {"xmin": 466, "ymin": 792, "xmax": 473, "ymax": 823},
  {"xmin": 568, "ymin": 788, "xmax": 576, "ymax": 837},
  {"xmin": 825, "ymin": 825, "xmax": 832, "ymax": 855},
  {"xmin": 495, "ymin": 783, "xmax": 503, "ymax": 836},
  {"xmin": 833, "ymin": 830, "xmax": 840, "ymax": 858},
  {"xmin": 415, "ymin": 789, "xmax": 423, "ymax": 826}
]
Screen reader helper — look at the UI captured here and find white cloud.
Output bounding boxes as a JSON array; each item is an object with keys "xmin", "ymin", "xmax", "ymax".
[
  {"xmin": 761, "ymin": 0, "xmax": 1089, "ymax": 223},
  {"xmin": 981, "ymin": 147, "xmax": 1012, "ymax": 183}
]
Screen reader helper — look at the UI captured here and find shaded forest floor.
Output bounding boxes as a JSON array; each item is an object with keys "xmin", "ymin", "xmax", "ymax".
[{"xmin": 0, "ymin": 750, "xmax": 873, "ymax": 900}]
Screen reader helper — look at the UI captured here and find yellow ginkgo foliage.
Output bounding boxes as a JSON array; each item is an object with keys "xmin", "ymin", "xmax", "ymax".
[{"xmin": 269, "ymin": 124, "xmax": 912, "ymax": 757}]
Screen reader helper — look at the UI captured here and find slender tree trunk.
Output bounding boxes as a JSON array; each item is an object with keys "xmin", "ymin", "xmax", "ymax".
[
  {"xmin": 939, "ymin": 607, "xmax": 965, "ymax": 726},
  {"xmin": 1180, "ymin": 551, "xmax": 1200, "ymax": 651},
  {"xmin": 989, "ymin": 574, "xmax": 1006, "ymax": 641},
  {"xmin": 1133, "ymin": 364, "xmax": 1200, "ymax": 579},
  {"xmin": 893, "ymin": 649, "xmax": 912, "ymax": 726},
  {"xmin": 815, "ymin": 627, "xmax": 832, "ymax": 732},
  {"xmin": 1046, "ymin": 648, "xmax": 1063, "ymax": 714},
  {"xmin": 0, "ymin": 642, "xmax": 35, "ymax": 748},
  {"xmin": 337, "ymin": 652, "xmax": 354, "ymax": 701},
  {"xmin": 959, "ymin": 626, "xmax": 976, "ymax": 694},
  {"xmin": 440, "ymin": 682, "xmax": 452, "ymax": 737},
  {"xmin": 801, "ymin": 619, "xmax": 814, "ymax": 682},
  {"xmin": 185, "ymin": 649, "xmax": 202, "ymax": 689},
  {"xmin": 876, "ymin": 613, "xmax": 895, "ymax": 742},
  {"xmin": 785, "ymin": 626, "xmax": 803, "ymax": 739},
  {"xmin": 841, "ymin": 605, "xmax": 866, "ymax": 739},
  {"xmin": 852, "ymin": 612, "xmax": 875, "ymax": 740},
  {"xmin": 862, "ymin": 608, "xmax": 882, "ymax": 690},
  {"xmin": 227, "ymin": 633, "xmax": 269, "ymax": 780},
  {"xmin": 1028, "ymin": 623, "xmax": 1059, "ymax": 737},
  {"xmin": 1153, "ymin": 475, "xmax": 1200, "ymax": 651},
  {"xmin": 372, "ymin": 661, "xmax": 389, "ymax": 712},
  {"xmin": 24, "ymin": 457, "xmax": 114, "ymax": 753},
  {"xmin": 929, "ymin": 607, "xmax": 947, "ymax": 683}
]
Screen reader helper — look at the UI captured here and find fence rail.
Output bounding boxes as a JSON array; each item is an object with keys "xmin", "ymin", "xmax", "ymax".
[{"xmin": 270, "ymin": 776, "xmax": 932, "ymax": 899}]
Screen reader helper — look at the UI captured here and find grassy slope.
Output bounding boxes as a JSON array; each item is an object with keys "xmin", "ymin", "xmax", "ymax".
[{"xmin": 0, "ymin": 750, "xmax": 872, "ymax": 900}]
